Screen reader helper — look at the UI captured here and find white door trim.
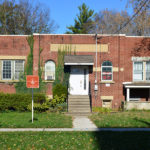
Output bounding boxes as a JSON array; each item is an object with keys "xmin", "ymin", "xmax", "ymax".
[{"xmin": 69, "ymin": 66, "xmax": 89, "ymax": 95}]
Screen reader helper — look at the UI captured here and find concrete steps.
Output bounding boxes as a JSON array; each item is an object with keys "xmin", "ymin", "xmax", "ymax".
[{"xmin": 68, "ymin": 95, "xmax": 91, "ymax": 114}]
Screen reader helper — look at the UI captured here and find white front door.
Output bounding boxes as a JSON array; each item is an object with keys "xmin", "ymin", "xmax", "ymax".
[{"xmin": 69, "ymin": 66, "xmax": 89, "ymax": 95}]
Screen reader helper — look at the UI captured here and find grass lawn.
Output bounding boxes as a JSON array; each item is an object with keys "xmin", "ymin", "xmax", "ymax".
[
  {"xmin": 0, "ymin": 112, "xmax": 72, "ymax": 128},
  {"xmin": 0, "ymin": 131, "xmax": 150, "ymax": 150},
  {"xmin": 90, "ymin": 111, "xmax": 150, "ymax": 128}
]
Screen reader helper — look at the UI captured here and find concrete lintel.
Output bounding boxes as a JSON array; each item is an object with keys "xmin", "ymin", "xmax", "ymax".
[
  {"xmin": 101, "ymin": 96, "xmax": 113, "ymax": 100},
  {"xmin": 0, "ymin": 56, "xmax": 26, "ymax": 60}
]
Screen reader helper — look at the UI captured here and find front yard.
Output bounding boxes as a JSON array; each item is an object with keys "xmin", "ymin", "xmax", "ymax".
[
  {"xmin": 0, "ymin": 111, "xmax": 150, "ymax": 149},
  {"xmin": 0, "ymin": 112, "xmax": 72, "ymax": 128},
  {"xmin": 90, "ymin": 111, "xmax": 150, "ymax": 128},
  {"xmin": 0, "ymin": 131, "xmax": 150, "ymax": 150}
]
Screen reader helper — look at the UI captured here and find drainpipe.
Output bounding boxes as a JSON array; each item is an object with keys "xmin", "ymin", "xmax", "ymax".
[
  {"xmin": 94, "ymin": 34, "xmax": 98, "ymax": 106},
  {"xmin": 95, "ymin": 33, "xmax": 97, "ymax": 86},
  {"xmin": 95, "ymin": 33, "xmax": 98, "ymax": 84}
]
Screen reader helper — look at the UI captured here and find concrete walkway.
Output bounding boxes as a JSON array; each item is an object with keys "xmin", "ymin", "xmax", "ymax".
[{"xmin": 73, "ymin": 116, "xmax": 97, "ymax": 129}]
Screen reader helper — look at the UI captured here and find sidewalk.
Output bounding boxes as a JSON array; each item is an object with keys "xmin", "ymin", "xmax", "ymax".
[
  {"xmin": 1, "ymin": 116, "xmax": 150, "ymax": 132},
  {"xmin": 0, "ymin": 128, "xmax": 150, "ymax": 132}
]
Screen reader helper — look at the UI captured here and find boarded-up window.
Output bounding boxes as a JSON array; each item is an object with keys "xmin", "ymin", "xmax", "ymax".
[{"xmin": 102, "ymin": 100, "xmax": 112, "ymax": 108}]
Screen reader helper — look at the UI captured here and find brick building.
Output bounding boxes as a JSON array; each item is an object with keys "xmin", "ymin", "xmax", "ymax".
[{"xmin": 0, "ymin": 34, "xmax": 150, "ymax": 110}]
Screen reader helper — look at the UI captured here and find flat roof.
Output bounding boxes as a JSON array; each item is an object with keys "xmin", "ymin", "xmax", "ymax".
[{"xmin": 0, "ymin": 33, "xmax": 150, "ymax": 38}]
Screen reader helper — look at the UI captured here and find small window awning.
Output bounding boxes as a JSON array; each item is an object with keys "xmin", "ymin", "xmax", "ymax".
[
  {"xmin": 64, "ymin": 55, "xmax": 94, "ymax": 65},
  {"xmin": 123, "ymin": 82, "xmax": 150, "ymax": 88}
]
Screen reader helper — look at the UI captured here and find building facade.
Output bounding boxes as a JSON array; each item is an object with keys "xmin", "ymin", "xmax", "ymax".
[{"xmin": 0, "ymin": 34, "xmax": 150, "ymax": 109}]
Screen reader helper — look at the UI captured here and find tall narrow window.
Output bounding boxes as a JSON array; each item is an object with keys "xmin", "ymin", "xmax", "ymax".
[
  {"xmin": 146, "ymin": 61, "xmax": 150, "ymax": 81},
  {"xmin": 45, "ymin": 61, "xmax": 55, "ymax": 80},
  {"xmin": 84, "ymin": 69, "xmax": 86, "ymax": 90},
  {"xmin": 101, "ymin": 61, "xmax": 113, "ymax": 81},
  {"xmin": 15, "ymin": 60, "xmax": 24, "ymax": 80},
  {"xmin": 133, "ymin": 62, "xmax": 143, "ymax": 81},
  {"xmin": 3, "ymin": 60, "xmax": 11, "ymax": 79}
]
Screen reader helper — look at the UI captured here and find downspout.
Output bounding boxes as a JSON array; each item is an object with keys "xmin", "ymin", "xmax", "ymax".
[
  {"xmin": 95, "ymin": 33, "xmax": 98, "ymax": 83},
  {"xmin": 94, "ymin": 33, "xmax": 98, "ymax": 107}
]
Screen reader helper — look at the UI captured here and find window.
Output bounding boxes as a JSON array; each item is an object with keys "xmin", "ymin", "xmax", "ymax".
[
  {"xmin": 102, "ymin": 100, "xmax": 112, "ymax": 108},
  {"xmin": 133, "ymin": 62, "xmax": 143, "ymax": 81},
  {"xmin": 133, "ymin": 61, "xmax": 150, "ymax": 81},
  {"xmin": 45, "ymin": 61, "xmax": 55, "ymax": 80},
  {"xmin": 101, "ymin": 61, "xmax": 113, "ymax": 81},
  {"xmin": 146, "ymin": 62, "xmax": 150, "ymax": 81},
  {"xmin": 2, "ymin": 60, "xmax": 24, "ymax": 80},
  {"xmin": 3, "ymin": 60, "xmax": 11, "ymax": 79},
  {"xmin": 15, "ymin": 60, "xmax": 24, "ymax": 80}
]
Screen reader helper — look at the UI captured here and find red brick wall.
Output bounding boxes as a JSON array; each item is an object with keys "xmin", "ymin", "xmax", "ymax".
[
  {"xmin": 0, "ymin": 35, "xmax": 30, "ymax": 93},
  {"xmin": 0, "ymin": 34, "xmax": 150, "ymax": 109}
]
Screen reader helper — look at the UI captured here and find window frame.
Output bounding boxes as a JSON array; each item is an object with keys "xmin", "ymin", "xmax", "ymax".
[
  {"xmin": 146, "ymin": 61, "xmax": 150, "ymax": 81},
  {"xmin": 133, "ymin": 61, "xmax": 143, "ymax": 81},
  {"xmin": 2, "ymin": 60, "xmax": 12, "ymax": 80},
  {"xmin": 14, "ymin": 60, "xmax": 24, "ymax": 80},
  {"xmin": 1, "ymin": 60, "xmax": 24, "ymax": 81},
  {"xmin": 101, "ymin": 61, "xmax": 113, "ymax": 81},
  {"xmin": 45, "ymin": 60, "xmax": 55, "ymax": 80},
  {"xmin": 132, "ymin": 61, "xmax": 150, "ymax": 82}
]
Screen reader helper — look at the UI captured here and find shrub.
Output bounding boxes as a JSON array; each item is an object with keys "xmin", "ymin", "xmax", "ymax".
[
  {"xmin": 50, "ymin": 94, "xmax": 66, "ymax": 107},
  {"xmin": 27, "ymin": 98, "xmax": 50, "ymax": 113},
  {"xmin": 92, "ymin": 107, "xmax": 111, "ymax": 113},
  {"xmin": 0, "ymin": 92, "xmax": 46, "ymax": 111},
  {"xmin": 27, "ymin": 103, "xmax": 49, "ymax": 113},
  {"xmin": 56, "ymin": 102, "xmax": 67, "ymax": 112},
  {"xmin": 52, "ymin": 84, "xmax": 67, "ymax": 97},
  {"xmin": 48, "ymin": 102, "xmax": 67, "ymax": 113}
]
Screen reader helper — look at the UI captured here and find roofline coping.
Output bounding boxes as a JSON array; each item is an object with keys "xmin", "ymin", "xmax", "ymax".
[{"xmin": 0, "ymin": 33, "xmax": 150, "ymax": 38}]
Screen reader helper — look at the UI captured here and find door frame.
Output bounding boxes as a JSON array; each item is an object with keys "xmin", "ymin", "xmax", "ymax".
[{"xmin": 69, "ymin": 66, "xmax": 89, "ymax": 95}]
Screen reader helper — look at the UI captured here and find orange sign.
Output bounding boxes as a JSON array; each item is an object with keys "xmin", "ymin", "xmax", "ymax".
[{"xmin": 26, "ymin": 75, "xmax": 39, "ymax": 88}]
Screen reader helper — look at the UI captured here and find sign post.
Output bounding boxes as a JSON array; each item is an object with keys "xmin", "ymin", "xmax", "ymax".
[{"xmin": 26, "ymin": 75, "xmax": 39, "ymax": 123}]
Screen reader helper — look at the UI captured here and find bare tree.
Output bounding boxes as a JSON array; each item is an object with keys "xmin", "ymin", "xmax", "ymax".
[
  {"xmin": 0, "ymin": 0, "xmax": 58, "ymax": 34},
  {"xmin": 89, "ymin": 9, "xmax": 132, "ymax": 35},
  {"xmin": 127, "ymin": 0, "xmax": 150, "ymax": 35}
]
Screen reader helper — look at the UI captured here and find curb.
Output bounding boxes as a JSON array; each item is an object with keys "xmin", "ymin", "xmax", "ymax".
[{"xmin": 0, "ymin": 128, "xmax": 150, "ymax": 132}]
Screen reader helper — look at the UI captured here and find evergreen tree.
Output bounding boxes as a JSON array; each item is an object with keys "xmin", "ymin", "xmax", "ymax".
[{"xmin": 66, "ymin": 3, "xmax": 95, "ymax": 34}]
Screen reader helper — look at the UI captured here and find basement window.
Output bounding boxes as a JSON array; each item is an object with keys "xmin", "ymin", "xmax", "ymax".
[{"xmin": 102, "ymin": 100, "xmax": 112, "ymax": 108}]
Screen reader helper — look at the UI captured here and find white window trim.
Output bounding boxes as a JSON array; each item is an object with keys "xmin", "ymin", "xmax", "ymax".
[
  {"xmin": 45, "ymin": 61, "xmax": 55, "ymax": 80},
  {"xmin": 101, "ymin": 65, "xmax": 113, "ymax": 81},
  {"xmin": 146, "ymin": 61, "xmax": 150, "ymax": 81},
  {"xmin": 133, "ymin": 61, "xmax": 143, "ymax": 81},
  {"xmin": 14, "ymin": 60, "xmax": 24, "ymax": 80},
  {"xmin": 133, "ymin": 61, "xmax": 150, "ymax": 82},
  {"xmin": 2, "ymin": 60, "xmax": 24, "ymax": 81}
]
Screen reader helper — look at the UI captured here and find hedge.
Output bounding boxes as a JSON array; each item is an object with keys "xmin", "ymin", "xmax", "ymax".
[
  {"xmin": 52, "ymin": 84, "xmax": 67, "ymax": 98},
  {"xmin": 0, "ymin": 93, "xmax": 46, "ymax": 111}
]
